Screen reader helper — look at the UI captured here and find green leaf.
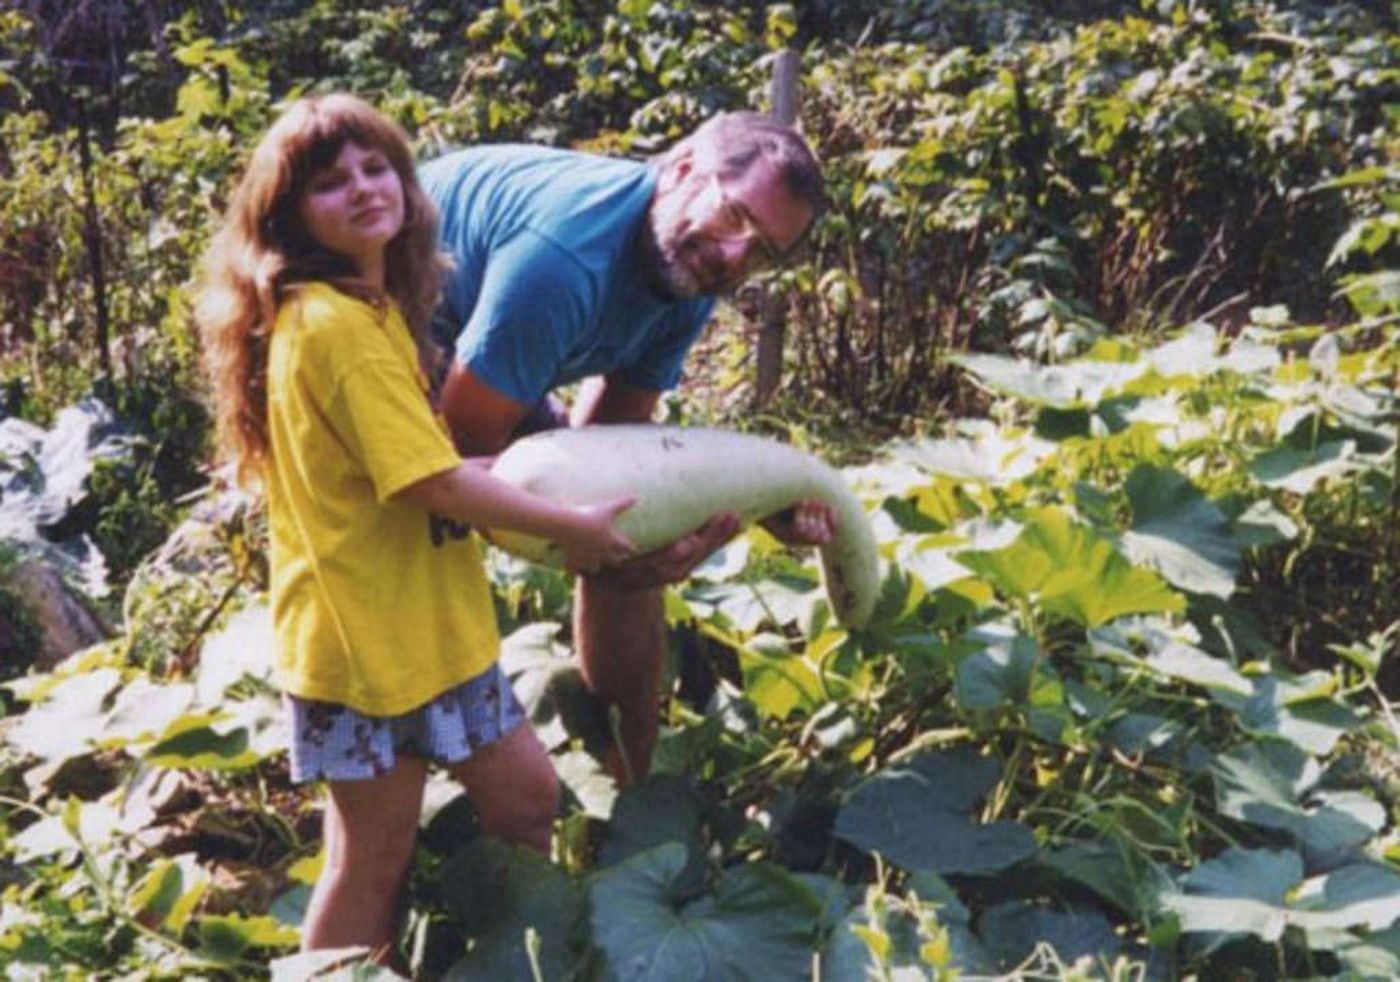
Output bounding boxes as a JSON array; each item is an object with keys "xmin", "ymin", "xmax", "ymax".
[
  {"xmin": 1293, "ymin": 862, "xmax": 1400, "ymax": 932},
  {"xmin": 1089, "ymin": 621, "xmax": 1253, "ymax": 696},
  {"xmin": 953, "ymin": 630, "xmax": 1037, "ymax": 710},
  {"xmin": 833, "ymin": 749, "xmax": 1037, "ymax": 875},
  {"xmin": 978, "ymin": 902, "xmax": 1126, "ymax": 970},
  {"xmin": 1237, "ymin": 676, "xmax": 1360, "ymax": 755},
  {"xmin": 1325, "ymin": 925, "xmax": 1400, "ymax": 978},
  {"xmin": 599, "ymin": 776, "xmax": 710, "ymax": 895},
  {"xmin": 436, "ymin": 837, "xmax": 587, "ymax": 981},
  {"xmin": 1185, "ymin": 847, "xmax": 1301, "ymax": 905},
  {"xmin": 1165, "ymin": 851, "xmax": 1400, "ymax": 942},
  {"xmin": 1248, "ymin": 440, "xmax": 1357, "ymax": 494},
  {"xmin": 1039, "ymin": 839, "xmax": 1174, "ymax": 921},
  {"xmin": 825, "ymin": 873, "xmax": 995, "ymax": 976},
  {"xmin": 1105, "ymin": 712, "xmax": 1185, "ymax": 758},
  {"xmin": 1231, "ymin": 498, "xmax": 1299, "ymax": 549},
  {"xmin": 146, "ymin": 720, "xmax": 258, "ymax": 771},
  {"xmin": 1120, "ymin": 465, "xmax": 1240, "ymax": 598},
  {"xmin": 957, "ymin": 507, "xmax": 1184, "ymax": 628},
  {"xmin": 1211, "ymin": 742, "xmax": 1385, "ymax": 860},
  {"xmin": 589, "ymin": 843, "xmax": 821, "ymax": 982},
  {"xmin": 198, "ymin": 913, "xmax": 299, "ymax": 962},
  {"xmin": 1166, "ymin": 848, "xmax": 1303, "ymax": 943},
  {"xmin": 737, "ymin": 633, "xmax": 823, "ymax": 720},
  {"xmin": 129, "ymin": 855, "xmax": 210, "ymax": 933}
]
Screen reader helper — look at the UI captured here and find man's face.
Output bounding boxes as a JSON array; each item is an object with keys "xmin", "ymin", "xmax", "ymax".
[{"xmin": 644, "ymin": 153, "xmax": 813, "ymax": 299}]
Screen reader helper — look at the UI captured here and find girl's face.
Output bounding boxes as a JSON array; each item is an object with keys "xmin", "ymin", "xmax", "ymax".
[{"xmin": 296, "ymin": 140, "xmax": 405, "ymax": 282}]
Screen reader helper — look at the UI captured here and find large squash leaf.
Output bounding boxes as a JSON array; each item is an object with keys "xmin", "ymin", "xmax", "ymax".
[
  {"xmin": 435, "ymin": 837, "xmax": 588, "ymax": 981},
  {"xmin": 1163, "ymin": 848, "xmax": 1400, "ymax": 944},
  {"xmin": 956, "ymin": 507, "xmax": 1184, "ymax": 627},
  {"xmin": 589, "ymin": 843, "xmax": 821, "ymax": 982},
  {"xmin": 1120, "ymin": 465, "xmax": 1240, "ymax": 598},
  {"xmin": 1210, "ymin": 741, "xmax": 1385, "ymax": 862},
  {"xmin": 833, "ymin": 748, "xmax": 1037, "ymax": 875}
]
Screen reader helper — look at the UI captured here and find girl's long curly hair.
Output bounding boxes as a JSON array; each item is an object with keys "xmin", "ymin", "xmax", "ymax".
[{"xmin": 195, "ymin": 93, "xmax": 448, "ymax": 486}]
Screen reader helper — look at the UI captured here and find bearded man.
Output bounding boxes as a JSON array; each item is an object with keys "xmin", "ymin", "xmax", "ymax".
[{"xmin": 419, "ymin": 112, "xmax": 831, "ymax": 787}]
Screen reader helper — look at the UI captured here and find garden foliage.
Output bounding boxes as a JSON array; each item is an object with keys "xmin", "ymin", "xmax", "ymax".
[{"xmin": 0, "ymin": 1, "xmax": 1397, "ymax": 979}]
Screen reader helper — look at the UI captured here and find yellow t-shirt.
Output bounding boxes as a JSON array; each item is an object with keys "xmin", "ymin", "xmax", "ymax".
[{"xmin": 265, "ymin": 282, "xmax": 500, "ymax": 716}]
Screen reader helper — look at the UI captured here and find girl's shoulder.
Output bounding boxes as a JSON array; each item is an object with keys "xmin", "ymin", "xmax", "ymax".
[
  {"xmin": 277, "ymin": 281, "xmax": 385, "ymax": 336},
  {"xmin": 271, "ymin": 282, "xmax": 406, "ymax": 384}
]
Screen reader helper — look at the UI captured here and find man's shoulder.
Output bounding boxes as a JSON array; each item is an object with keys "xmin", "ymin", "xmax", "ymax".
[{"xmin": 419, "ymin": 144, "xmax": 643, "ymax": 189}]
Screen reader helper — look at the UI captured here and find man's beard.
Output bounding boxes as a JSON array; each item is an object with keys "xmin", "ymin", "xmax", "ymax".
[{"xmin": 644, "ymin": 208, "xmax": 711, "ymax": 296}]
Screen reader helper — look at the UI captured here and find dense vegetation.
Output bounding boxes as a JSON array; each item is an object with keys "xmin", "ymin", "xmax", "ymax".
[{"xmin": 1, "ymin": 1, "xmax": 1396, "ymax": 979}]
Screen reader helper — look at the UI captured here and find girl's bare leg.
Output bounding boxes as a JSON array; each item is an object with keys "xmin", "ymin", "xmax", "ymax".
[
  {"xmin": 301, "ymin": 755, "xmax": 429, "ymax": 965},
  {"xmin": 447, "ymin": 722, "xmax": 558, "ymax": 853}
]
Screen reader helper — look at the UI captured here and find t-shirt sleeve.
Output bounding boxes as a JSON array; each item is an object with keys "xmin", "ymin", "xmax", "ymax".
[
  {"xmin": 325, "ymin": 356, "xmax": 462, "ymax": 503},
  {"xmin": 617, "ymin": 296, "xmax": 716, "ymax": 392},
  {"xmin": 455, "ymin": 231, "xmax": 592, "ymax": 406}
]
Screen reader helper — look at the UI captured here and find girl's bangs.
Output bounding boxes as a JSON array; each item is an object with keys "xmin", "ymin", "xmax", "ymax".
[{"xmin": 288, "ymin": 98, "xmax": 405, "ymax": 187}]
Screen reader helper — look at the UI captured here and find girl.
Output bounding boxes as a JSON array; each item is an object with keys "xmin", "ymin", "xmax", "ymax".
[{"xmin": 195, "ymin": 94, "xmax": 634, "ymax": 966}]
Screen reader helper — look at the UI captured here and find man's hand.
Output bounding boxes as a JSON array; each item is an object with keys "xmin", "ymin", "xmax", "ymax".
[
  {"xmin": 760, "ymin": 500, "xmax": 838, "ymax": 547},
  {"xmin": 589, "ymin": 512, "xmax": 742, "ymax": 589}
]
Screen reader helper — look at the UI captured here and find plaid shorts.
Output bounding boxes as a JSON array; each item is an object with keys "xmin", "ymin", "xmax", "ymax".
[{"xmin": 283, "ymin": 662, "xmax": 526, "ymax": 783}]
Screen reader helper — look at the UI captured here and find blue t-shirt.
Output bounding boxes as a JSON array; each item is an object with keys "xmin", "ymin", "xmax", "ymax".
[{"xmin": 418, "ymin": 145, "xmax": 716, "ymax": 407}]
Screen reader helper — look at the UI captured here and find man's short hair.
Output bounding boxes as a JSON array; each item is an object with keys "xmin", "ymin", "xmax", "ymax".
[{"xmin": 663, "ymin": 111, "xmax": 828, "ymax": 217}]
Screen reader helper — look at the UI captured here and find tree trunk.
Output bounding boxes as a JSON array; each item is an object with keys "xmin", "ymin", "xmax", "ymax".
[{"xmin": 753, "ymin": 49, "xmax": 801, "ymax": 409}]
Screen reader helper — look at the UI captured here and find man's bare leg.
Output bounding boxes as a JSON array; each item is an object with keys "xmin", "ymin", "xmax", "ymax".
[{"xmin": 575, "ymin": 576, "xmax": 664, "ymax": 784}]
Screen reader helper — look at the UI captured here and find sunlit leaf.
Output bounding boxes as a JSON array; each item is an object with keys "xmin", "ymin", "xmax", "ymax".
[
  {"xmin": 270, "ymin": 949, "xmax": 384, "ymax": 981},
  {"xmin": 101, "ymin": 678, "xmax": 196, "ymax": 744},
  {"xmin": 1236, "ymin": 676, "xmax": 1360, "ymax": 755},
  {"xmin": 10, "ymin": 801, "xmax": 120, "ymax": 863},
  {"xmin": 737, "ymin": 633, "xmax": 823, "ymax": 719},
  {"xmin": 1165, "ymin": 848, "xmax": 1302, "ymax": 943},
  {"xmin": 1120, "ymin": 465, "xmax": 1240, "ymax": 598},
  {"xmin": 1089, "ymin": 621, "xmax": 1253, "ymax": 696},
  {"xmin": 1210, "ymin": 741, "xmax": 1385, "ymax": 861},
  {"xmin": 198, "ymin": 913, "xmax": 299, "ymax": 962},
  {"xmin": 1164, "ymin": 850, "xmax": 1400, "ymax": 942},
  {"xmin": 5, "ymin": 668, "xmax": 121, "ymax": 763},
  {"xmin": 957, "ymin": 507, "xmax": 1184, "ymax": 627},
  {"xmin": 195, "ymin": 604, "xmax": 274, "ymax": 704},
  {"xmin": 952, "ymin": 353, "xmax": 1147, "ymax": 408}
]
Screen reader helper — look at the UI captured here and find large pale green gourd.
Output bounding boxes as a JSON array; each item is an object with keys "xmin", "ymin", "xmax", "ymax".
[{"xmin": 486, "ymin": 425, "xmax": 880, "ymax": 629}]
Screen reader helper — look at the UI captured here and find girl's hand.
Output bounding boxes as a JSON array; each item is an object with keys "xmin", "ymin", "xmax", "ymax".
[{"xmin": 559, "ymin": 495, "xmax": 637, "ymax": 573}]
